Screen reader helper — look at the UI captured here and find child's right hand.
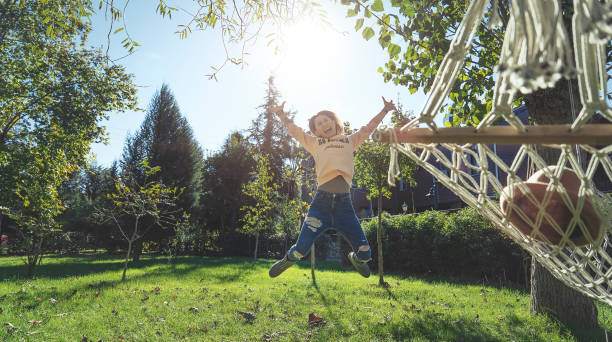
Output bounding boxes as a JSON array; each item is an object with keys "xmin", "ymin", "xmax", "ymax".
[{"xmin": 268, "ymin": 101, "xmax": 286, "ymax": 117}]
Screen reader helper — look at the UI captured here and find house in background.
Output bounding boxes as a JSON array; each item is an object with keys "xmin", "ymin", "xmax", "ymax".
[{"xmin": 350, "ymin": 106, "xmax": 612, "ymax": 217}]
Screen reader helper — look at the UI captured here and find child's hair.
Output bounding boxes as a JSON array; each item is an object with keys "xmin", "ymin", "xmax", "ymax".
[{"xmin": 308, "ymin": 110, "xmax": 343, "ymax": 135}]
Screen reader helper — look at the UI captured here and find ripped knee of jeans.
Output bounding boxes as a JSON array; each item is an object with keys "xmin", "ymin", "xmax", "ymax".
[
  {"xmin": 304, "ymin": 216, "xmax": 322, "ymax": 233},
  {"xmin": 290, "ymin": 250, "xmax": 303, "ymax": 260}
]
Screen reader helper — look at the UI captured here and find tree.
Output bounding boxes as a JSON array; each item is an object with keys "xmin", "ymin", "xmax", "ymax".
[
  {"xmin": 59, "ymin": 164, "xmax": 120, "ymax": 253},
  {"xmin": 198, "ymin": 132, "xmax": 256, "ymax": 255},
  {"xmin": 248, "ymin": 76, "xmax": 295, "ymax": 187},
  {"xmin": 119, "ymin": 84, "xmax": 203, "ymax": 259},
  {"xmin": 344, "ymin": 0, "xmax": 600, "ymax": 327},
  {"xmin": 354, "ymin": 137, "xmax": 418, "ymax": 286},
  {"xmin": 96, "ymin": 160, "xmax": 182, "ymax": 281},
  {"xmin": 241, "ymin": 153, "xmax": 280, "ymax": 262},
  {"xmin": 0, "ymin": 0, "xmax": 136, "ymax": 276}
]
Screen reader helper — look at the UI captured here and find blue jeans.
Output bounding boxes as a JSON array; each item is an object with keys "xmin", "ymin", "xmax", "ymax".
[{"xmin": 287, "ymin": 190, "xmax": 371, "ymax": 262}]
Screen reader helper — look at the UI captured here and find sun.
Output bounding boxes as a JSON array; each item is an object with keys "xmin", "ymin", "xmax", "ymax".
[{"xmin": 264, "ymin": 17, "xmax": 346, "ymax": 94}]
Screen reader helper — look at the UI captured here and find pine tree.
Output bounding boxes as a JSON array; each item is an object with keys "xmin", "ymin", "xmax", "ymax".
[
  {"xmin": 247, "ymin": 76, "xmax": 295, "ymax": 187},
  {"xmin": 198, "ymin": 132, "xmax": 255, "ymax": 255},
  {"xmin": 119, "ymin": 84, "xmax": 203, "ymax": 259}
]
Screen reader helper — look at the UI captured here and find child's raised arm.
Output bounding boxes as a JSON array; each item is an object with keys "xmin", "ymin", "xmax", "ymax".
[
  {"xmin": 268, "ymin": 101, "xmax": 315, "ymax": 152},
  {"xmin": 351, "ymin": 96, "xmax": 397, "ymax": 147}
]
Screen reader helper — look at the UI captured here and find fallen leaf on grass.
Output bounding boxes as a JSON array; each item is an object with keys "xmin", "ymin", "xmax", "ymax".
[
  {"xmin": 5, "ymin": 322, "xmax": 18, "ymax": 333},
  {"xmin": 308, "ymin": 313, "xmax": 326, "ymax": 326},
  {"xmin": 483, "ymin": 298, "xmax": 488, "ymax": 303},
  {"xmin": 93, "ymin": 292, "xmax": 99, "ymax": 298},
  {"xmin": 262, "ymin": 331, "xmax": 285, "ymax": 341},
  {"xmin": 237, "ymin": 310, "xmax": 256, "ymax": 323},
  {"xmin": 28, "ymin": 320, "xmax": 42, "ymax": 325},
  {"xmin": 34, "ymin": 297, "xmax": 41, "ymax": 302},
  {"xmin": 55, "ymin": 313, "xmax": 68, "ymax": 317}
]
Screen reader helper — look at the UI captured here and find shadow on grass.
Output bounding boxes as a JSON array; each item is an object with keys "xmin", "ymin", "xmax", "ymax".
[
  {"xmin": 380, "ymin": 282, "xmax": 608, "ymax": 342},
  {"xmin": 0, "ymin": 255, "xmax": 261, "ymax": 283}
]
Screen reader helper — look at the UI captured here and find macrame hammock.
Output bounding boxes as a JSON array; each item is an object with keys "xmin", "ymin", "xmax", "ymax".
[{"xmin": 374, "ymin": 0, "xmax": 612, "ymax": 305}]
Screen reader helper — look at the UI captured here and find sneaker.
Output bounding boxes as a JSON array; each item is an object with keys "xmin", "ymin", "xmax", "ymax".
[
  {"xmin": 348, "ymin": 252, "xmax": 370, "ymax": 278},
  {"xmin": 269, "ymin": 256, "xmax": 296, "ymax": 278}
]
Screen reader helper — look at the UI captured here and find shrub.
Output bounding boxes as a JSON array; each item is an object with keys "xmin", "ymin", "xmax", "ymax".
[{"xmin": 363, "ymin": 208, "xmax": 529, "ymax": 287}]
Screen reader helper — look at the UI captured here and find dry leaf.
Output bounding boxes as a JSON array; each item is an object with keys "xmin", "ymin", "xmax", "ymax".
[
  {"xmin": 483, "ymin": 298, "xmax": 488, "ymax": 303},
  {"xmin": 308, "ymin": 312, "xmax": 326, "ymax": 326},
  {"xmin": 29, "ymin": 320, "xmax": 42, "ymax": 325},
  {"xmin": 93, "ymin": 292, "xmax": 99, "ymax": 298},
  {"xmin": 34, "ymin": 297, "xmax": 41, "ymax": 302},
  {"xmin": 237, "ymin": 310, "xmax": 255, "ymax": 323},
  {"xmin": 5, "ymin": 322, "xmax": 18, "ymax": 333},
  {"xmin": 262, "ymin": 331, "xmax": 284, "ymax": 341}
]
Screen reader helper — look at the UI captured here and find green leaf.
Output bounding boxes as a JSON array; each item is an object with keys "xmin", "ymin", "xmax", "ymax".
[
  {"xmin": 409, "ymin": 86, "xmax": 417, "ymax": 94},
  {"xmin": 113, "ymin": 27, "xmax": 125, "ymax": 34},
  {"xmin": 362, "ymin": 27, "xmax": 375, "ymax": 41},
  {"xmin": 347, "ymin": 8, "xmax": 357, "ymax": 17},
  {"xmin": 388, "ymin": 44, "xmax": 401, "ymax": 59},
  {"xmin": 355, "ymin": 18, "xmax": 364, "ymax": 31},
  {"xmin": 371, "ymin": 0, "xmax": 384, "ymax": 12}
]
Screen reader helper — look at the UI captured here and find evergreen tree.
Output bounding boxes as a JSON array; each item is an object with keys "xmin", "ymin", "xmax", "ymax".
[
  {"xmin": 119, "ymin": 84, "xmax": 203, "ymax": 258},
  {"xmin": 198, "ymin": 132, "xmax": 255, "ymax": 255},
  {"xmin": 248, "ymin": 76, "xmax": 295, "ymax": 187}
]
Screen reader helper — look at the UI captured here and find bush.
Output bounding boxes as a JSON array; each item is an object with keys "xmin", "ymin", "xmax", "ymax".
[{"xmin": 363, "ymin": 208, "xmax": 529, "ymax": 287}]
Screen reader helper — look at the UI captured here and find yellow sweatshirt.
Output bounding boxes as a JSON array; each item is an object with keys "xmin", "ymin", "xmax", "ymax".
[{"xmin": 283, "ymin": 115, "xmax": 384, "ymax": 187}]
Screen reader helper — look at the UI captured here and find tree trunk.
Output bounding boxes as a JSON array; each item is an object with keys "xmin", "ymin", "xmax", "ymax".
[
  {"xmin": 253, "ymin": 233, "xmax": 259, "ymax": 262},
  {"xmin": 122, "ymin": 239, "xmax": 133, "ymax": 282},
  {"xmin": 377, "ymin": 193, "xmax": 385, "ymax": 286},
  {"xmin": 26, "ymin": 237, "xmax": 43, "ymax": 278},
  {"xmin": 530, "ymin": 258, "xmax": 598, "ymax": 328},
  {"xmin": 311, "ymin": 244, "xmax": 316, "ymax": 285},
  {"xmin": 132, "ymin": 239, "xmax": 143, "ymax": 262},
  {"xmin": 524, "ymin": 78, "xmax": 598, "ymax": 328}
]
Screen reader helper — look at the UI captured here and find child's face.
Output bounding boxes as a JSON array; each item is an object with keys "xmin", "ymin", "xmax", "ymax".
[{"xmin": 313, "ymin": 115, "xmax": 337, "ymax": 138}]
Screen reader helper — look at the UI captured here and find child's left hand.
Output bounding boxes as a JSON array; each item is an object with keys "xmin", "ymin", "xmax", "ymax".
[{"xmin": 382, "ymin": 96, "xmax": 397, "ymax": 113}]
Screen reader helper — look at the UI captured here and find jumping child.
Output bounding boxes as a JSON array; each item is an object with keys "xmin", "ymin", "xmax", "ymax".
[{"xmin": 268, "ymin": 97, "xmax": 397, "ymax": 278}]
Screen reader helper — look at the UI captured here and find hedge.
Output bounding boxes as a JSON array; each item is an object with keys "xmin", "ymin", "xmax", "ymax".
[{"xmin": 362, "ymin": 208, "xmax": 530, "ymax": 287}]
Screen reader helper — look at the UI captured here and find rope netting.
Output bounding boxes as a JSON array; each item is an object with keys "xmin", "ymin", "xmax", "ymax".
[{"xmin": 375, "ymin": 0, "xmax": 612, "ymax": 305}]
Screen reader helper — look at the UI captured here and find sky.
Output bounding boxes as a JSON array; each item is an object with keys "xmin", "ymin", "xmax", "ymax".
[{"xmin": 88, "ymin": 1, "xmax": 427, "ymax": 166}]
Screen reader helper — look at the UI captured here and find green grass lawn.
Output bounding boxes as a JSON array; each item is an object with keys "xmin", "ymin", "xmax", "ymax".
[{"xmin": 0, "ymin": 255, "xmax": 610, "ymax": 341}]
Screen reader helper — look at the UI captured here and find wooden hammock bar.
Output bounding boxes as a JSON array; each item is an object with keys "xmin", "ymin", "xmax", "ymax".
[{"xmin": 374, "ymin": 124, "xmax": 612, "ymax": 145}]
